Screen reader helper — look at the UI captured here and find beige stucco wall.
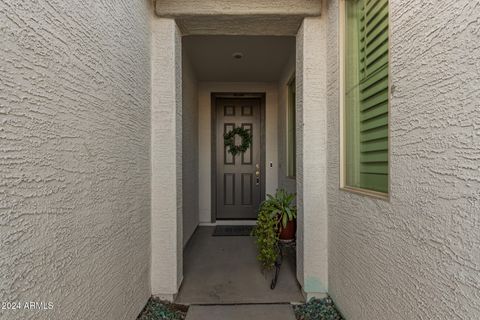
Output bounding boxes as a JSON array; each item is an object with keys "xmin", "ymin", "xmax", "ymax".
[
  {"xmin": 326, "ymin": 1, "xmax": 480, "ymax": 319},
  {"xmin": 151, "ymin": 18, "xmax": 183, "ymax": 299},
  {"xmin": 155, "ymin": 0, "xmax": 321, "ymax": 36},
  {"xmin": 182, "ymin": 50, "xmax": 199, "ymax": 246},
  {"xmin": 296, "ymin": 18, "xmax": 329, "ymax": 298},
  {"xmin": 155, "ymin": 0, "xmax": 321, "ymax": 17},
  {"xmin": 198, "ymin": 82, "xmax": 279, "ymax": 223},
  {"xmin": 3, "ymin": 1, "xmax": 476, "ymax": 317},
  {"xmin": 0, "ymin": 1, "xmax": 152, "ymax": 319}
]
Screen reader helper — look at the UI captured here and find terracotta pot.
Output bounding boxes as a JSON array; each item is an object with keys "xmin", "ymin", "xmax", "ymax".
[{"xmin": 279, "ymin": 219, "xmax": 296, "ymax": 240}]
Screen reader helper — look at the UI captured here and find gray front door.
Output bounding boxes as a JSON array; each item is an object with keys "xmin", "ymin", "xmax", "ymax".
[{"xmin": 215, "ymin": 97, "xmax": 263, "ymax": 219}]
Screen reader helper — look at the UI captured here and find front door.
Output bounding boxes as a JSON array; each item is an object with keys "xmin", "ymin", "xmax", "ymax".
[{"xmin": 215, "ymin": 97, "xmax": 263, "ymax": 219}]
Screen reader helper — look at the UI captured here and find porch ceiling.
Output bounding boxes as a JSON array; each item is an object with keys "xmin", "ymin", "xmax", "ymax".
[
  {"xmin": 155, "ymin": 0, "xmax": 321, "ymax": 35},
  {"xmin": 183, "ymin": 35, "xmax": 295, "ymax": 81}
]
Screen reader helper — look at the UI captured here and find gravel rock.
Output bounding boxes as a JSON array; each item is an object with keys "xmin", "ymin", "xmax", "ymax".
[
  {"xmin": 137, "ymin": 297, "xmax": 188, "ymax": 320},
  {"xmin": 294, "ymin": 297, "xmax": 344, "ymax": 320}
]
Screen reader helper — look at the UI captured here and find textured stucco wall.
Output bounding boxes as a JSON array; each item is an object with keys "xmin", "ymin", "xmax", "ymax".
[
  {"xmin": 277, "ymin": 54, "xmax": 297, "ymax": 195},
  {"xmin": 296, "ymin": 18, "xmax": 329, "ymax": 297},
  {"xmin": 156, "ymin": 0, "xmax": 321, "ymax": 36},
  {"xmin": 155, "ymin": 0, "xmax": 321, "ymax": 17},
  {"xmin": 198, "ymin": 82, "xmax": 278, "ymax": 223},
  {"xmin": 151, "ymin": 18, "xmax": 183, "ymax": 299},
  {"xmin": 0, "ymin": 1, "xmax": 151, "ymax": 319},
  {"xmin": 182, "ymin": 50, "xmax": 199, "ymax": 246},
  {"xmin": 327, "ymin": 1, "xmax": 480, "ymax": 319}
]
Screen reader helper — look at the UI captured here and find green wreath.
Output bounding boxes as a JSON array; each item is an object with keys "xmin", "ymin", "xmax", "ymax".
[{"xmin": 224, "ymin": 127, "xmax": 252, "ymax": 156}]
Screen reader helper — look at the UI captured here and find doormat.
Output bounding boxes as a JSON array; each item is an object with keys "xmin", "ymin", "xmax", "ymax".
[{"xmin": 212, "ymin": 225, "xmax": 254, "ymax": 237}]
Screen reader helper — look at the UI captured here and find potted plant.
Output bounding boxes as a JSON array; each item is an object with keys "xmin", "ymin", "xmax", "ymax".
[{"xmin": 252, "ymin": 189, "xmax": 297, "ymax": 270}]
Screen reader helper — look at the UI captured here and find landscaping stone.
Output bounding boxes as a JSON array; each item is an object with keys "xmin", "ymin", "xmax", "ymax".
[
  {"xmin": 137, "ymin": 297, "xmax": 188, "ymax": 320},
  {"xmin": 293, "ymin": 297, "xmax": 344, "ymax": 320}
]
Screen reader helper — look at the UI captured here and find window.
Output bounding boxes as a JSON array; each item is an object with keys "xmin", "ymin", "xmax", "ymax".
[
  {"xmin": 343, "ymin": 0, "xmax": 389, "ymax": 194},
  {"xmin": 287, "ymin": 76, "xmax": 296, "ymax": 177}
]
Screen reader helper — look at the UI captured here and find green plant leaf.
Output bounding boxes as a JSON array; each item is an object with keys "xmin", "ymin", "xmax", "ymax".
[
  {"xmin": 253, "ymin": 188, "xmax": 296, "ymax": 270},
  {"xmin": 285, "ymin": 207, "xmax": 292, "ymax": 220}
]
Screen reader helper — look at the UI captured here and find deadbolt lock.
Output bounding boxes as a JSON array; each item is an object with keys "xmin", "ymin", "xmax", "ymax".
[{"xmin": 255, "ymin": 163, "xmax": 260, "ymax": 185}]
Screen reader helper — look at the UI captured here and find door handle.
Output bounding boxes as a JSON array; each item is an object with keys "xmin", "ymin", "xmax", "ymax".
[{"xmin": 255, "ymin": 163, "xmax": 260, "ymax": 185}]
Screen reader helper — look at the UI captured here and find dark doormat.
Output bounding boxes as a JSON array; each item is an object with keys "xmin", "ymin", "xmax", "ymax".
[{"xmin": 212, "ymin": 225, "xmax": 254, "ymax": 236}]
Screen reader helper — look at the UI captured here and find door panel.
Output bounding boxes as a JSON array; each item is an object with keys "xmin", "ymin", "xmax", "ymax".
[{"xmin": 216, "ymin": 98, "xmax": 262, "ymax": 219}]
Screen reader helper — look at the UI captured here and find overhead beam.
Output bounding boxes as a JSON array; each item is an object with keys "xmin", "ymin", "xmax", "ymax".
[
  {"xmin": 155, "ymin": 0, "xmax": 321, "ymax": 17},
  {"xmin": 176, "ymin": 16, "xmax": 305, "ymax": 36}
]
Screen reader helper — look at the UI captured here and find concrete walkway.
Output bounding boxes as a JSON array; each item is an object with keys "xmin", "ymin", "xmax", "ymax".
[
  {"xmin": 176, "ymin": 227, "xmax": 304, "ymax": 304},
  {"xmin": 185, "ymin": 304, "xmax": 296, "ymax": 320}
]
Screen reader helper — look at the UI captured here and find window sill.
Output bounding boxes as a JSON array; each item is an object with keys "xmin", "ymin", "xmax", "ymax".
[{"xmin": 340, "ymin": 186, "xmax": 389, "ymax": 201}]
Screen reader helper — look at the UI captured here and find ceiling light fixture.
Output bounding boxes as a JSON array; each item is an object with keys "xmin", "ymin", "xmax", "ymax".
[{"xmin": 232, "ymin": 52, "xmax": 244, "ymax": 59}]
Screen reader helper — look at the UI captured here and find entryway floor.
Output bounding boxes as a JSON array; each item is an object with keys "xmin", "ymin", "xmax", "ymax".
[
  {"xmin": 185, "ymin": 304, "xmax": 296, "ymax": 320},
  {"xmin": 176, "ymin": 226, "xmax": 304, "ymax": 304}
]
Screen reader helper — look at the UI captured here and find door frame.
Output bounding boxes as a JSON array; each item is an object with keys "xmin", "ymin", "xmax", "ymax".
[{"xmin": 210, "ymin": 92, "xmax": 266, "ymax": 223}]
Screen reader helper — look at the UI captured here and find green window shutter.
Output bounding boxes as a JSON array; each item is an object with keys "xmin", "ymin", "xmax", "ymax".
[{"xmin": 345, "ymin": 0, "xmax": 389, "ymax": 193}]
